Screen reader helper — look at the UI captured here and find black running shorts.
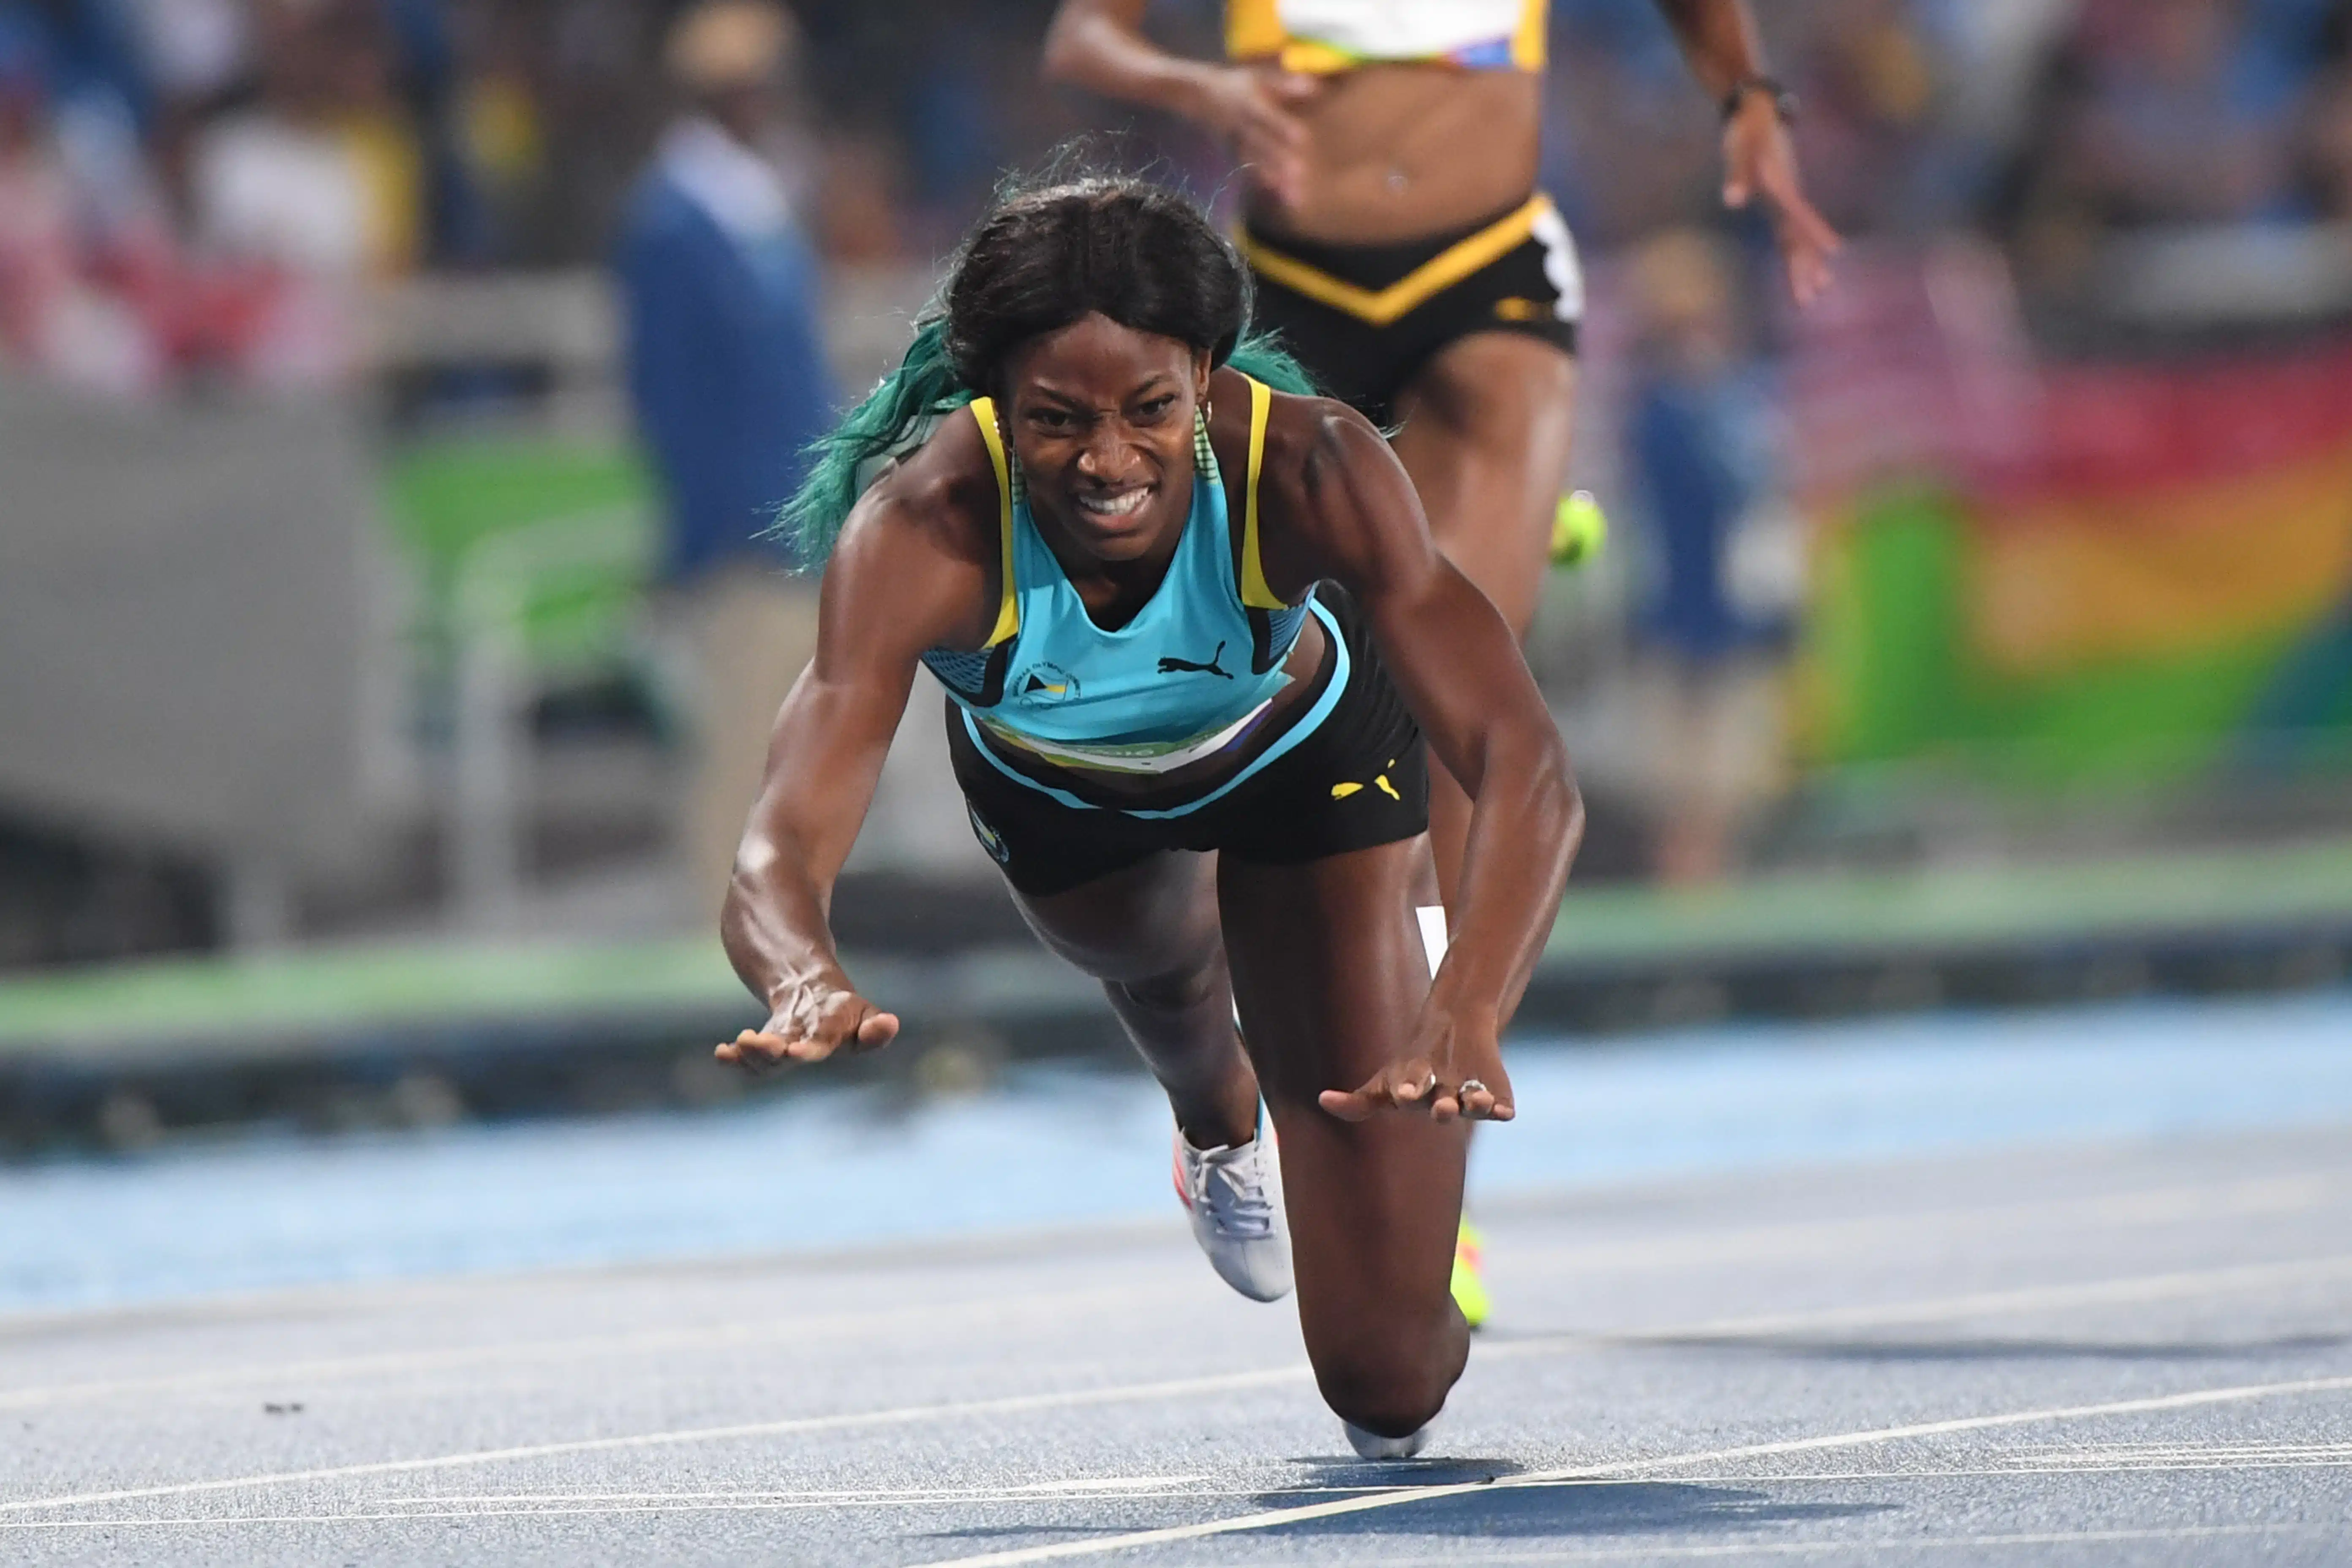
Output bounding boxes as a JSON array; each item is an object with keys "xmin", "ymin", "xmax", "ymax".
[
  {"xmin": 1244, "ymin": 195, "xmax": 1583, "ymax": 426},
  {"xmin": 947, "ymin": 587, "xmax": 1429, "ymax": 898}
]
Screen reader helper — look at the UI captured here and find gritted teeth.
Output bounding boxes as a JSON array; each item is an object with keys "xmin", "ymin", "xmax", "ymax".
[{"xmin": 1075, "ymin": 486, "xmax": 1153, "ymax": 517}]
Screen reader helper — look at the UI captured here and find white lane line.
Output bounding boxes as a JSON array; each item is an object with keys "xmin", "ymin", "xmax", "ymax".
[
  {"xmin": 0, "ymin": 1501, "xmax": 1206, "ymax": 1530},
  {"xmin": 384, "ymin": 1477, "xmax": 1206, "ymax": 1504},
  {"xmin": 16, "ymin": 1458, "xmax": 2352, "ymax": 1532},
  {"xmin": 0, "ymin": 1368, "xmax": 1307, "ymax": 1515},
  {"xmin": 1502, "ymin": 1174, "xmax": 2339, "ymax": 1276},
  {"xmin": 1513, "ymin": 1252, "xmax": 2352, "ymax": 1350},
  {"xmin": 8, "ymin": 1252, "xmax": 2348, "ymax": 1519},
  {"xmin": 1302, "ymin": 1521, "xmax": 2330, "ymax": 1564},
  {"xmin": 0, "ymin": 1282, "xmax": 1166, "ymax": 1412},
  {"xmin": 11, "ymin": 1173, "xmax": 2338, "ymax": 1413},
  {"xmin": 905, "ymin": 1373, "xmax": 2352, "ymax": 1568}
]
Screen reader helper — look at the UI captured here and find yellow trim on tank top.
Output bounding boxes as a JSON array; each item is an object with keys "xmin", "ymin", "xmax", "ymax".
[
  {"xmin": 1511, "ymin": 0, "xmax": 1546, "ymax": 72},
  {"xmin": 1225, "ymin": 0, "xmax": 1546, "ymax": 73},
  {"xmin": 966, "ymin": 398, "xmax": 1020, "ymax": 648},
  {"xmin": 1240, "ymin": 195, "xmax": 1552, "ymax": 327},
  {"xmin": 1239, "ymin": 376, "xmax": 1286, "ymax": 611}
]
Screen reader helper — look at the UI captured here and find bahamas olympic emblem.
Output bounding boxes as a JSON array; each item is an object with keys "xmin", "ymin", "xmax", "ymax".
[
  {"xmin": 1015, "ymin": 662, "xmax": 1079, "ymax": 702},
  {"xmin": 966, "ymin": 803, "xmax": 1012, "ymax": 866}
]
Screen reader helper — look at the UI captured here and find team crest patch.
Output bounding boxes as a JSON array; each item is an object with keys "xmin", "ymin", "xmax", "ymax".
[
  {"xmin": 1015, "ymin": 662, "xmax": 1079, "ymax": 702},
  {"xmin": 966, "ymin": 803, "xmax": 1012, "ymax": 865}
]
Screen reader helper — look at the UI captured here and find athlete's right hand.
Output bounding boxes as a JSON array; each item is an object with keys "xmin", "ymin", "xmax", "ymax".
[
  {"xmin": 715, "ymin": 976, "xmax": 899, "ymax": 1072},
  {"xmin": 1197, "ymin": 66, "xmax": 1319, "ymax": 210}
]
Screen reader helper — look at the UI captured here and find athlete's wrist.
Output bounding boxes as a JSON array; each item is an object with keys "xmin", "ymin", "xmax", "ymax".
[
  {"xmin": 764, "ymin": 960, "xmax": 852, "ymax": 1015},
  {"xmin": 1720, "ymin": 74, "xmax": 1797, "ymax": 127}
]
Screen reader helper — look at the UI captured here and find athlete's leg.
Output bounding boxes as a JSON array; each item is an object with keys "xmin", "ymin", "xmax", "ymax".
[
  {"xmin": 1009, "ymin": 850, "xmax": 1260, "ymax": 1151},
  {"xmin": 1388, "ymin": 333, "xmax": 1577, "ymax": 908},
  {"xmin": 1220, "ymin": 836, "xmax": 1468, "ymax": 1437}
]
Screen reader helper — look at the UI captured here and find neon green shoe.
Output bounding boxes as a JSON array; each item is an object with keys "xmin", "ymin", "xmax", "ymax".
[
  {"xmin": 1451, "ymin": 1218, "xmax": 1491, "ymax": 1330},
  {"xmin": 1550, "ymin": 490, "xmax": 1608, "ymax": 568}
]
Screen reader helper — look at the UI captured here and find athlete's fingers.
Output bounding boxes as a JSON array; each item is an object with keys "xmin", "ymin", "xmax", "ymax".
[
  {"xmin": 1768, "ymin": 188, "xmax": 1841, "ymax": 306},
  {"xmin": 1266, "ymin": 70, "xmax": 1320, "ymax": 105},
  {"xmin": 848, "ymin": 1007, "xmax": 901, "ymax": 1052},
  {"xmin": 716, "ymin": 1029, "xmax": 794, "ymax": 1072},
  {"xmin": 1459, "ymin": 1074, "xmax": 1516, "ymax": 1122},
  {"xmin": 1319, "ymin": 1058, "xmax": 1437, "ymax": 1121}
]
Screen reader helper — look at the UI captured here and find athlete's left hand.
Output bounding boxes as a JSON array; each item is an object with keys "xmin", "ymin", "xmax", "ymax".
[
  {"xmin": 1318, "ymin": 995, "xmax": 1516, "ymax": 1125},
  {"xmin": 1721, "ymin": 95, "xmax": 1840, "ymax": 307}
]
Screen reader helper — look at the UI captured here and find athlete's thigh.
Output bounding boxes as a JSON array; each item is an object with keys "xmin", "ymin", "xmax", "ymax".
[
  {"xmin": 1388, "ymin": 332, "xmax": 1578, "ymax": 636},
  {"xmin": 1219, "ymin": 839, "xmax": 1462, "ymax": 1341},
  {"xmin": 1010, "ymin": 849, "xmax": 1222, "ymax": 984}
]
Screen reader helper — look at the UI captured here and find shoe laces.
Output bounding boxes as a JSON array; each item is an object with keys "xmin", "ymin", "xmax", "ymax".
[{"xmin": 1187, "ymin": 1139, "xmax": 1277, "ymax": 1241}]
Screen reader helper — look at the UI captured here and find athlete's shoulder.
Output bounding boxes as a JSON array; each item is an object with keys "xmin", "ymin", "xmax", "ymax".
[
  {"xmin": 1204, "ymin": 368, "xmax": 1377, "ymax": 489},
  {"xmin": 1251, "ymin": 382, "xmax": 1391, "ymax": 512},
  {"xmin": 838, "ymin": 403, "xmax": 1002, "ymax": 567},
  {"xmin": 824, "ymin": 404, "xmax": 1007, "ymax": 655},
  {"xmin": 1212, "ymin": 373, "xmax": 1410, "ymax": 595}
]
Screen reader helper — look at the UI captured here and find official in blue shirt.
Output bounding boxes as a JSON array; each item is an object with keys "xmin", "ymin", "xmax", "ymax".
[{"xmin": 614, "ymin": 0, "xmax": 838, "ymax": 914}]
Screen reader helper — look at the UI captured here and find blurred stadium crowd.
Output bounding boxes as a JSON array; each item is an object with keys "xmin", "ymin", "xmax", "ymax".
[
  {"xmin": 3, "ymin": 0, "xmax": 2348, "ymax": 392},
  {"xmin": 4, "ymin": 0, "xmax": 2352, "ymax": 969}
]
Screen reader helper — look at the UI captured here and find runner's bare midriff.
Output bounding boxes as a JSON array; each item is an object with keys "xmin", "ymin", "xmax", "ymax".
[{"xmin": 1244, "ymin": 65, "xmax": 1540, "ymax": 245}]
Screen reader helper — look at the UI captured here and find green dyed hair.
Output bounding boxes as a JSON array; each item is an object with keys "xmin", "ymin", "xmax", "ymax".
[{"xmin": 777, "ymin": 174, "xmax": 1320, "ymax": 564}]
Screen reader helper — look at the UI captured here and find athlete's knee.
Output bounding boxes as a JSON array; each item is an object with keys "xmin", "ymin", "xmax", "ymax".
[
  {"xmin": 1111, "ymin": 959, "xmax": 1222, "ymax": 1017},
  {"xmin": 1309, "ymin": 1326, "xmax": 1464, "ymax": 1438}
]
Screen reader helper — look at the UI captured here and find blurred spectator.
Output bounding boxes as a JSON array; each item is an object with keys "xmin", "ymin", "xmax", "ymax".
[
  {"xmin": 190, "ymin": 0, "xmax": 419, "ymax": 275},
  {"xmin": 613, "ymin": 0, "xmax": 836, "ymax": 918},
  {"xmin": 1791, "ymin": 0, "xmax": 1944, "ymax": 234},
  {"xmin": 182, "ymin": 0, "xmax": 423, "ymax": 383},
  {"xmin": 1621, "ymin": 229, "xmax": 1787, "ymax": 885},
  {"xmin": 0, "ymin": 4, "xmax": 172, "ymax": 392},
  {"xmin": 2048, "ymin": 0, "xmax": 2291, "ymax": 228},
  {"xmin": 2298, "ymin": 64, "xmax": 2352, "ymax": 216}
]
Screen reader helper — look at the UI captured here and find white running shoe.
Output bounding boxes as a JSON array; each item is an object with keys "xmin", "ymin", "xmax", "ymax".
[
  {"xmin": 1172, "ymin": 1121, "xmax": 1291, "ymax": 1302},
  {"xmin": 1343, "ymin": 1419, "xmax": 1432, "ymax": 1461}
]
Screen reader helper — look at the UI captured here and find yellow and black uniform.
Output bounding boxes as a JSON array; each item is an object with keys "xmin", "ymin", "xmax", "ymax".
[
  {"xmin": 1244, "ymin": 196, "xmax": 1582, "ymax": 425},
  {"xmin": 1225, "ymin": 0, "xmax": 1581, "ymax": 423}
]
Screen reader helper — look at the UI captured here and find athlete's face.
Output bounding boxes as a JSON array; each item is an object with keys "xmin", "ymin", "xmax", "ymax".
[{"xmin": 999, "ymin": 313, "xmax": 1214, "ymax": 564}]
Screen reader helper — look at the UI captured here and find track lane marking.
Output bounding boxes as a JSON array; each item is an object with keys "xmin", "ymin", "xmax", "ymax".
[
  {"xmin": 8, "ymin": 1172, "xmax": 2341, "ymax": 1411},
  {"xmin": 907, "ymin": 1373, "xmax": 2352, "ymax": 1566},
  {"xmin": 1297, "ymin": 1522, "xmax": 2333, "ymax": 1563},
  {"xmin": 1486, "ymin": 1252, "xmax": 2352, "ymax": 1355},
  {"xmin": 15, "ymin": 1456, "xmax": 2352, "ymax": 1531},
  {"xmin": 0, "ymin": 1282, "xmax": 1168, "ymax": 1412},
  {"xmin": 0, "ymin": 1366, "xmax": 1310, "ymax": 1515},
  {"xmin": 6, "ymin": 1252, "xmax": 2349, "ymax": 1516},
  {"xmin": 1500, "ymin": 1174, "xmax": 2338, "ymax": 1276}
]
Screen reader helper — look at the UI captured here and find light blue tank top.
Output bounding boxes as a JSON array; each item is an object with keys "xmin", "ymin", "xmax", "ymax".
[{"xmin": 921, "ymin": 377, "xmax": 1333, "ymax": 812}]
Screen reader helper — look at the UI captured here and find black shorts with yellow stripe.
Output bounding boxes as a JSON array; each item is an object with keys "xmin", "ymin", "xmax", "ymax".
[
  {"xmin": 1243, "ymin": 194, "xmax": 1582, "ymax": 426},
  {"xmin": 949, "ymin": 586, "xmax": 1429, "ymax": 900}
]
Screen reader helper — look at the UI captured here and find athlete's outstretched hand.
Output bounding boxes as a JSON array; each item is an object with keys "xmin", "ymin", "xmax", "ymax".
[
  {"xmin": 1198, "ymin": 65, "xmax": 1320, "ymax": 210},
  {"xmin": 1721, "ymin": 94, "xmax": 1840, "ymax": 307},
  {"xmin": 1318, "ymin": 995, "xmax": 1516, "ymax": 1125},
  {"xmin": 716, "ymin": 975, "xmax": 899, "ymax": 1073}
]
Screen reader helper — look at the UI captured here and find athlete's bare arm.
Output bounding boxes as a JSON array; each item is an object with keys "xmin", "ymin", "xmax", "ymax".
[
  {"xmin": 1042, "ymin": 0, "xmax": 1317, "ymax": 208},
  {"xmin": 1248, "ymin": 385, "xmax": 1584, "ymax": 1122},
  {"xmin": 1651, "ymin": 0, "xmax": 1841, "ymax": 302},
  {"xmin": 716, "ymin": 420, "xmax": 1002, "ymax": 1070}
]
